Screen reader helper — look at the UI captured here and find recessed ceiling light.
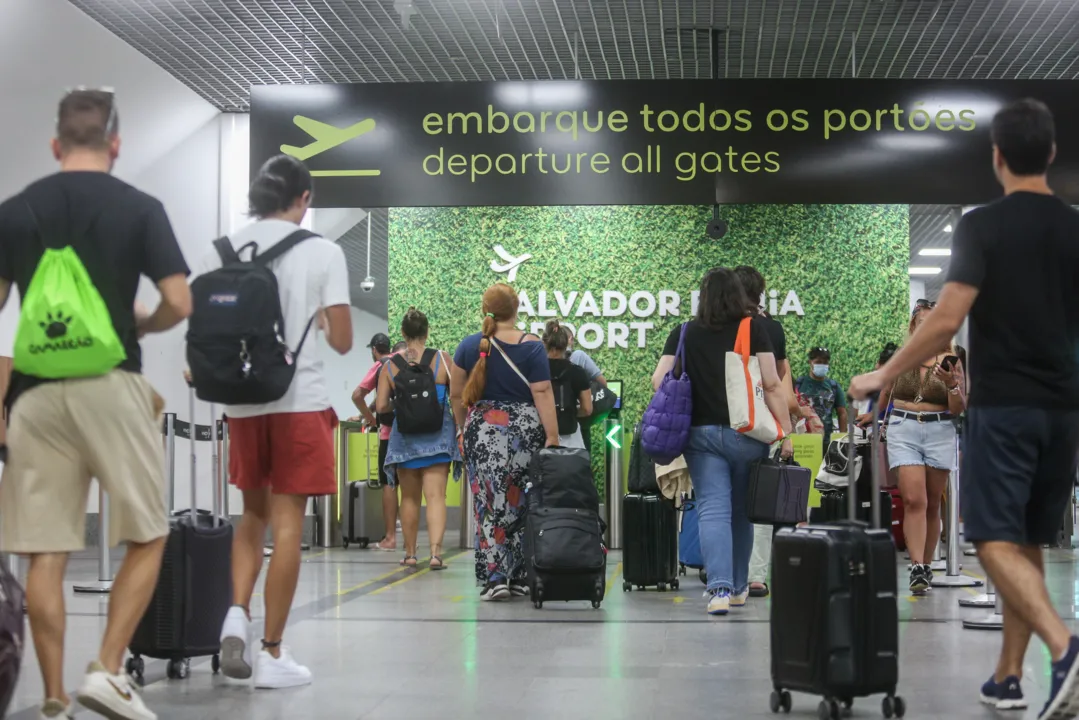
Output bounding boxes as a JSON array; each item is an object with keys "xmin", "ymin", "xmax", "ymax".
[
  {"xmin": 944, "ymin": 223, "xmax": 953, "ymax": 233},
  {"xmin": 909, "ymin": 266, "xmax": 942, "ymax": 275},
  {"xmin": 919, "ymin": 248, "xmax": 952, "ymax": 257}
]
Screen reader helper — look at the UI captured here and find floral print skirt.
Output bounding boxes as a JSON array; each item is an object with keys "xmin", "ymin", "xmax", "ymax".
[{"xmin": 463, "ymin": 401, "xmax": 545, "ymax": 583}]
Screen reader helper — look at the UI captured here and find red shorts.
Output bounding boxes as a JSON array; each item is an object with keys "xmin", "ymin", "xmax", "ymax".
[{"xmin": 228, "ymin": 409, "xmax": 338, "ymax": 496}]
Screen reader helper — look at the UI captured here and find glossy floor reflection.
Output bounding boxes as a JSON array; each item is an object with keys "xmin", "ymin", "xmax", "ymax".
[{"xmin": 6, "ymin": 535, "xmax": 1079, "ymax": 719}]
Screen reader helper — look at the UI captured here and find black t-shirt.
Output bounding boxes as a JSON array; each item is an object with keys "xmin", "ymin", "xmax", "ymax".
[
  {"xmin": 0, "ymin": 172, "xmax": 189, "ymax": 407},
  {"xmin": 947, "ymin": 192, "xmax": 1079, "ymax": 408},
  {"xmin": 549, "ymin": 358, "xmax": 591, "ymax": 397},
  {"xmin": 759, "ymin": 312, "xmax": 787, "ymax": 363},
  {"xmin": 662, "ymin": 317, "xmax": 774, "ymax": 427}
]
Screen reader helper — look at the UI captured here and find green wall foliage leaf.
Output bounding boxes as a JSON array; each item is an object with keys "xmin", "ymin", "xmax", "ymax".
[{"xmin": 388, "ymin": 204, "xmax": 909, "ymax": 495}]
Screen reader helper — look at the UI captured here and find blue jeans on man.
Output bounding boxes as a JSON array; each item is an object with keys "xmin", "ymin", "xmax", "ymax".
[{"xmin": 683, "ymin": 425, "xmax": 770, "ymax": 595}]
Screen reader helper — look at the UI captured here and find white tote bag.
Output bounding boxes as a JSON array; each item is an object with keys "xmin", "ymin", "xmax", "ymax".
[{"xmin": 725, "ymin": 317, "xmax": 786, "ymax": 444}]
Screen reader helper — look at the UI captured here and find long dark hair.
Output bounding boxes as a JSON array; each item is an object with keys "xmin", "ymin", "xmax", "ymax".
[
  {"xmin": 696, "ymin": 267, "xmax": 754, "ymax": 329},
  {"xmin": 249, "ymin": 154, "xmax": 313, "ymax": 218},
  {"xmin": 542, "ymin": 319, "xmax": 570, "ymax": 355}
]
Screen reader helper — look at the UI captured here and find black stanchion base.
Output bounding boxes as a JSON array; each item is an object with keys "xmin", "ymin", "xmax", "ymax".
[
  {"xmin": 73, "ymin": 582, "xmax": 113, "ymax": 594},
  {"xmin": 963, "ymin": 612, "xmax": 1004, "ymax": 630},
  {"xmin": 931, "ymin": 574, "xmax": 983, "ymax": 588},
  {"xmin": 959, "ymin": 593, "xmax": 995, "ymax": 608}
]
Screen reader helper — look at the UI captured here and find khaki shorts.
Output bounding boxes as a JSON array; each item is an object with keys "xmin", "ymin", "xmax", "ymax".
[{"xmin": 0, "ymin": 370, "xmax": 168, "ymax": 554}]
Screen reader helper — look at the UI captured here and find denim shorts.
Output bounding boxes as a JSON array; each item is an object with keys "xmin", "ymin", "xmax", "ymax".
[{"xmin": 885, "ymin": 413, "xmax": 957, "ymax": 471}]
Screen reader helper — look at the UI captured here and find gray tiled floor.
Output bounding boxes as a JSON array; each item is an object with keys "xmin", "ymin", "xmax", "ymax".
[{"xmin": 7, "ymin": 535, "xmax": 1079, "ymax": 719}]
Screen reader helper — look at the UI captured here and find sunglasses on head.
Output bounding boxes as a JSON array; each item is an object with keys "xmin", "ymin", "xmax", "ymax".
[
  {"xmin": 809, "ymin": 346, "xmax": 830, "ymax": 358},
  {"xmin": 912, "ymin": 299, "xmax": 936, "ymax": 315}
]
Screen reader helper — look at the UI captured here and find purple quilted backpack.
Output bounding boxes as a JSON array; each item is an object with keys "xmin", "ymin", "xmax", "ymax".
[{"xmin": 640, "ymin": 323, "xmax": 693, "ymax": 465}]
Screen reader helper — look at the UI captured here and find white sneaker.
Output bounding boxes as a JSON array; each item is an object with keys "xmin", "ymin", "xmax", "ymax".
[
  {"xmin": 219, "ymin": 606, "xmax": 253, "ymax": 680},
  {"xmin": 76, "ymin": 661, "xmax": 156, "ymax": 720},
  {"xmin": 254, "ymin": 647, "xmax": 312, "ymax": 689},
  {"xmin": 39, "ymin": 698, "xmax": 73, "ymax": 719},
  {"xmin": 730, "ymin": 590, "xmax": 750, "ymax": 607},
  {"xmin": 707, "ymin": 592, "xmax": 730, "ymax": 616}
]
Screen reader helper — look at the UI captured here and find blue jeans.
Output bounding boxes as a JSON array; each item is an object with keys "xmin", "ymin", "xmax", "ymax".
[{"xmin": 683, "ymin": 425, "xmax": 770, "ymax": 594}]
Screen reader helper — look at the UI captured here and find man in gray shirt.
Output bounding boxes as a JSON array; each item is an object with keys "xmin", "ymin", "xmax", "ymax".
[{"xmin": 567, "ymin": 330, "xmax": 606, "ymax": 453}]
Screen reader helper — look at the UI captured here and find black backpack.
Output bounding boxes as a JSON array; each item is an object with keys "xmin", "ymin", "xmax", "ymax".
[
  {"xmin": 389, "ymin": 349, "xmax": 444, "ymax": 435},
  {"xmin": 551, "ymin": 366, "xmax": 579, "ymax": 436},
  {"xmin": 187, "ymin": 230, "xmax": 316, "ymax": 405}
]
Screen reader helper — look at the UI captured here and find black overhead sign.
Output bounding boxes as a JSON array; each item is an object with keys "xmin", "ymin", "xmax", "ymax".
[{"xmin": 249, "ymin": 80, "xmax": 1079, "ymax": 208}]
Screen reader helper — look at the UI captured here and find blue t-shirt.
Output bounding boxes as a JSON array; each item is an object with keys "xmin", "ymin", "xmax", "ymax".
[{"xmin": 454, "ymin": 333, "xmax": 550, "ymax": 403}]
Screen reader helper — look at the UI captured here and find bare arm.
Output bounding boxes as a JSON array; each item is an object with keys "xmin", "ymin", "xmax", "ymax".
[
  {"xmin": 837, "ymin": 405, "xmax": 849, "ymax": 432},
  {"xmin": 352, "ymin": 384, "xmax": 377, "ymax": 426},
  {"xmin": 450, "ymin": 363, "xmax": 468, "ymax": 431},
  {"xmin": 851, "ymin": 282, "xmax": 977, "ymax": 399},
  {"xmin": 137, "ymin": 274, "xmax": 192, "ymax": 336},
  {"xmin": 531, "ymin": 381, "xmax": 560, "ymax": 446},
  {"xmin": 577, "ymin": 388, "xmax": 593, "ymax": 418},
  {"xmin": 758, "ymin": 351, "xmax": 793, "ymax": 437},
  {"xmin": 322, "ymin": 304, "xmax": 353, "ymax": 355},
  {"xmin": 375, "ymin": 364, "xmax": 393, "ymax": 413},
  {"xmin": 652, "ymin": 355, "xmax": 675, "ymax": 391}
]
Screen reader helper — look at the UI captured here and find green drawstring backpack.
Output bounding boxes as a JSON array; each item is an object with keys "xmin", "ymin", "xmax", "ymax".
[{"xmin": 12, "ymin": 202, "xmax": 126, "ymax": 379}]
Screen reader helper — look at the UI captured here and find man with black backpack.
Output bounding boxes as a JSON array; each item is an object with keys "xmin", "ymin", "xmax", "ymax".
[
  {"xmin": 0, "ymin": 89, "xmax": 191, "ymax": 720},
  {"xmin": 191, "ymin": 155, "xmax": 351, "ymax": 691}
]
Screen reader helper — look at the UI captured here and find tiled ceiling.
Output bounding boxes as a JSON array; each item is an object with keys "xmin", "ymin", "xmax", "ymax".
[
  {"xmin": 70, "ymin": 0, "xmax": 1079, "ymax": 113},
  {"xmin": 909, "ymin": 204, "xmax": 957, "ymax": 299}
]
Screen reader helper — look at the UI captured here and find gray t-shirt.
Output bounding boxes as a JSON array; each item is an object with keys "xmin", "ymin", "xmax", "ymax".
[{"xmin": 570, "ymin": 349, "xmax": 602, "ymax": 381}]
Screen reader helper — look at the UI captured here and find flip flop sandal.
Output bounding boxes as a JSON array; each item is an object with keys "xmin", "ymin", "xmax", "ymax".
[
  {"xmin": 749, "ymin": 583, "xmax": 770, "ymax": 598},
  {"xmin": 429, "ymin": 556, "xmax": 446, "ymax": 571},
  {"xmin": 400, "ymin": 555, "xmax": 418, "ymax": 567}
]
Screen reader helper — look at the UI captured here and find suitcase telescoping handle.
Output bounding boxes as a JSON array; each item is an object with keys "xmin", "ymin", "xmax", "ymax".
[{"xmin": 846, "ymin": 391, "xmax": 883, "ymax": 528}]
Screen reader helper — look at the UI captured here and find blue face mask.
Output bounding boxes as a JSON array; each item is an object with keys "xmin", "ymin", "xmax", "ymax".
[{"xmin": 812, "ymin": 364, "xmax": 830, "ymax": 378}]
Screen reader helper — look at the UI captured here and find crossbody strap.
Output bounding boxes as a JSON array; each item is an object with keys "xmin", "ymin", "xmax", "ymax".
[{"xmin": 489, "ymin": 337, "xmax": 531, "ymax": 390}]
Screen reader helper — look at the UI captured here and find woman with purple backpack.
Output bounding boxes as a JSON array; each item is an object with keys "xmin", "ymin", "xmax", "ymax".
[{"xmin": 650, "ymin": 268, "xmax": 793, "ymax": 616}]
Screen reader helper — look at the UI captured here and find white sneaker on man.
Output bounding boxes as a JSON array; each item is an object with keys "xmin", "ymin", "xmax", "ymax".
[
  {"xmin": 254, "ymin": 646, "xmax": 312, "ymax": 689},
  {"xmin": 76, "ymin": 661, "xmax": 156, "ymax": 720},
  {"xmin": 219, "ymin": 606, "xmax": 253, "ymax": 680}
]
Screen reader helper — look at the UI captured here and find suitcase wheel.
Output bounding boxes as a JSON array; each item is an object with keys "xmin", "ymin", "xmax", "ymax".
[
  {"xmin": 591, "ymin": 600, "xmax": 601, "ymax": 609},
  {"xmin": 622, "ymin": 581, "xmax": 632, "ymax": 593},
  {"xmin": 678, "ymin": 563, "xmax": 687, "ymax": 576},
  {"xmin": 657, "ymin": 583, "xmax": 667, "ymax": 592},
  {"xmin": 817, "ymin": 699, "xmax": 840, "ymax": 720},
  {"xmin": 533, "ymin": 599, "xmax": 543, "ymax": 609},
  {"xmin": 671, "ymin": 578, "xmax": 680, "ymax": 591},
  {"xmin": 769, "ymin": 690, "xmax": 792, "ymax": 714},
  {"xmin": 166, "ymin": 658, "xmax": 190, "ymax": 680},
  {"xmin": 881, "ymin": 695, "xmax": 905, "ymax": 718},
  {"xmin": 699, "ymin": 568, "xmax": 708, "ymax": 585},
  {"xmin": 211, "ymin": 654, "xmax": 220, "ymax": 674},
  {"xmin": 125, "ymin": 656, "xmax": 145, "ymax": 685},
  {"xmin": 343, "ymin": 538, "xmax": 350, "ymax": 549},
  {"xmin": 359, "ymin": 538, "xmax": 370, "ymax": 549}
]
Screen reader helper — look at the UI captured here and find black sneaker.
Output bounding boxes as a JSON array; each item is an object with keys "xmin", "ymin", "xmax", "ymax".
[
  {"xmin": 909, "ymin": 565, "xmax": 930, "ymax": 595},
  {"xmin": 922, "ymin": 563, "xmax": 935, "ymax": 585},
  {"xmin": 480, "ymin": 580, "xmax": 510, "ymax": 602},
  {"xmin": 509, "ymin": 581, "xmax": 530, "ymax": 597},
  {"xmin": 981, "ymin": 674, "xmax": 1028, "ymax": 711}
]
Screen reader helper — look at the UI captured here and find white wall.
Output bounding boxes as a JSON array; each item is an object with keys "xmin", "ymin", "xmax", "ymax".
[
  {"xmin": 320, "ymin": 307, "xmax": 390, "ymax": 419},
  {"xmin": 909, "ymin": 279, "xmax": 927, "ymax": 313}
]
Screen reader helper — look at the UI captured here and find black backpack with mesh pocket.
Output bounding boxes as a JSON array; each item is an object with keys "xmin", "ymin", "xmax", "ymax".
[{"xmin": 389, "ymin": 350, "xmax": 444, "ymax": 435}]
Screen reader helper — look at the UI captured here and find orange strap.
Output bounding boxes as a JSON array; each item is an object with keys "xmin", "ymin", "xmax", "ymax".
[{"xmin": 734, "ymin": 317, "xmax": 756, "ymax": 430}]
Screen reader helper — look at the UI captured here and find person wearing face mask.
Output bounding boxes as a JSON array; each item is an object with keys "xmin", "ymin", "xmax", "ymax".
[{"xmin": 795, "ymin": 347, "xmax": 848, "ymax": 454}]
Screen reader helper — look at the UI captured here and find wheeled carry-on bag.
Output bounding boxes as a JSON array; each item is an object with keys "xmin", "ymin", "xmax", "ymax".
[
  {"xmin": 678, "ymin": 495, "xmax": 707, "ymax": 584},
  {"xmin": 343, "ymin": 428, "xmax": 386, "ymax": 549},
  {"xmin": 621, "ymin": 492, "xmax": 679, "ymax": 592},
  {"xmin": 524, "ymin": 448, "xmax": 607, "ymax": 609},
  {"xmin": 128, "ymin": 388, "xmax": 233, "ymax": 684},
  {"xmin": 769, "ymin": 398, "xmax": 905, "ymax": 720}
]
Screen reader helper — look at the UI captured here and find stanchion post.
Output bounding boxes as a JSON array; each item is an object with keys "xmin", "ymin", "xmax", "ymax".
[
  {"xmin": 604, "ymin": 418, "xmax": 624, "ymax": 550},
  {"xmin": 932, "ymin": 435, "xmax": 980, "ymax": 587},
  {"xmin": 74, "ymin": 486, "xmax": 113, "ymax": 594}
]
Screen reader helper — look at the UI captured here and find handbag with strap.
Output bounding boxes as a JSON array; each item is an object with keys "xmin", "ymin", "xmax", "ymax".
[
  {"xmin": 746, "ymin": 451, "xmax": 811, "ymax": 525},
  {"xmin": 725, "ymin": 317, "xmax": 786, "ymax": 444},
  {"xmin": 640, "ymin": 323, "xmax": 693, "ymax": 465}
]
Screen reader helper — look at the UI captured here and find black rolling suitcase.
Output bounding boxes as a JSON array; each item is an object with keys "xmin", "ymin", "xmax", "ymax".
[
  {"xmin": 523, "ymin": 448, "xmax": 607, "ymax": 609},
  {"xmin": 811, "ymin": 488, "xmax": 892, "ymax": 529},
  {"xmin": 770, "ymin": 403, "xmax": 905, "ymax": 720},
  {"xmin": 621, "ymin": 493, "xmax": 679, "ymax": 592},
  {"xmin": 127, "ymin": 389, "xmax": 233, "ymax": 683}
]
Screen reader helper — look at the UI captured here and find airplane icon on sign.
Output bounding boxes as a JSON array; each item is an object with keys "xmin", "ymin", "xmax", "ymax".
[
  {"xmin": 490, "ymin": 245, "xmax": 532, "ymax": 283},
  {"xmin": 280, "ymin": 116, "xmax": 381, "ymax": 177}
]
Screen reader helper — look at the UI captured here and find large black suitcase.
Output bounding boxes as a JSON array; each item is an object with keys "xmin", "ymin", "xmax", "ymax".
[
  {"xmin": 811, "ymin": 488, "xmax": 892, "ymax": 529},
  {"xmin": 769, "ymin": 405, "xmax": 905, "ymax": 720},
  {"xmin": 127, "ymin": 391, "xmax": 233, "ymax": 683},
  {"xmin": 524, "ymin": 448, "xmax": 607, "ymax": 609},
  {"xmin": 621, "ymin": 493, "xmax": 679, "ymax": 592}
]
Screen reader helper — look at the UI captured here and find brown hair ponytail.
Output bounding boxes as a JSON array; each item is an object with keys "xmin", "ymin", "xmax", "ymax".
[
  {"xmin": 542, "ymin": 319, "xmax": 569, "ymax": 353},
  {"xmin": 462, "ymin": 284, "xmax": 519, "ymax": 406}
]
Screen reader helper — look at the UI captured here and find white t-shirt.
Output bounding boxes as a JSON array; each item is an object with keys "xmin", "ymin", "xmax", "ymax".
[{"xmin": 195, "ymin": 218, "xmax": 350, "ymax": 418}]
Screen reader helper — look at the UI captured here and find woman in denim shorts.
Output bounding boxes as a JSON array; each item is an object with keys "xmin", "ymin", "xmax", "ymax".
[{"xmin": 875, "ymin": 302, "xmax": 967, "ymax": 595}]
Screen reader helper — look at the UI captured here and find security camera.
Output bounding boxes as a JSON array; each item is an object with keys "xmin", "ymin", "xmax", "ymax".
[
  {"xmin": 360, "ymin": 276, "xmax": 376, "ymax": 293},
  {"xmin": 706, "ymin": 204, "xmax": 728, "ymax": 240}
]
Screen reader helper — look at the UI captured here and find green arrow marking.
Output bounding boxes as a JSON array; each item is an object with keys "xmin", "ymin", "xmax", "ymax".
[{"xmin": 606, "ymin": 424, "xmax": 623, "ymax": 450}]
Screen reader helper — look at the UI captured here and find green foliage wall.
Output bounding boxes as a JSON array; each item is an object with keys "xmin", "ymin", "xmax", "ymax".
[{"xmin": 388, "ymin": 204, "xmax": 909, "ymax": 487}]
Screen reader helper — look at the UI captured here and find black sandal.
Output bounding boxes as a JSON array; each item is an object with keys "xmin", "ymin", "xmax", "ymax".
[
  {"xmin": 429, "ymin": 556, "xmax": 446, "ymax": 571},
  {"xmin": 749, "ymin": 582, "xmax": 769, "ymax": 598},
  {"xmin": 400, "ymin": 555, "xmax": 418, "ymax": 567}
]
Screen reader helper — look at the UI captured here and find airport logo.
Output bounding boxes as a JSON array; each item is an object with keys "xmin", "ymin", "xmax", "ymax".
[
  {"xmin": 280, "ymin": 115, "xmax": 380, "ymax": 178},
  {"xmin": 490, "ymin": 245, "xmax": 532, "ymax": 282}
]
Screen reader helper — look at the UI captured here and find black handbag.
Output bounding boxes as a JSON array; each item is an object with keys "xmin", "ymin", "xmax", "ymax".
[
  {"xmin": 627, "ymin": 423, "xmax": 659, "ymax": 494},
  {"xmin": 586, "ymin": 380, "xmax": 618, "ymax": 425},
  {"xmin": 746, "ymin": 452, "xmax": 812, "ymax": 525}
]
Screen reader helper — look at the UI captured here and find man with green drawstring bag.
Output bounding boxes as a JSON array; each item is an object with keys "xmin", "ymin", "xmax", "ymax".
[{"xmin": 12, "ymin": 236, "xmax": 126, "ymax": 379}]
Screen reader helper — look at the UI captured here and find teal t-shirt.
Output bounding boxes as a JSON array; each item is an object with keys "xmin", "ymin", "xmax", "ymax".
[{"xmin": 795, "ymin": 375, "xmax": 845, "ymax": 433}]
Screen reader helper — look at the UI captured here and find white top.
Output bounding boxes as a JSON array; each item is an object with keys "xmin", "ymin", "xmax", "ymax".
[{"xmin": 195, "ymin": 218, "xmax": 350, "ymax": 418}]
